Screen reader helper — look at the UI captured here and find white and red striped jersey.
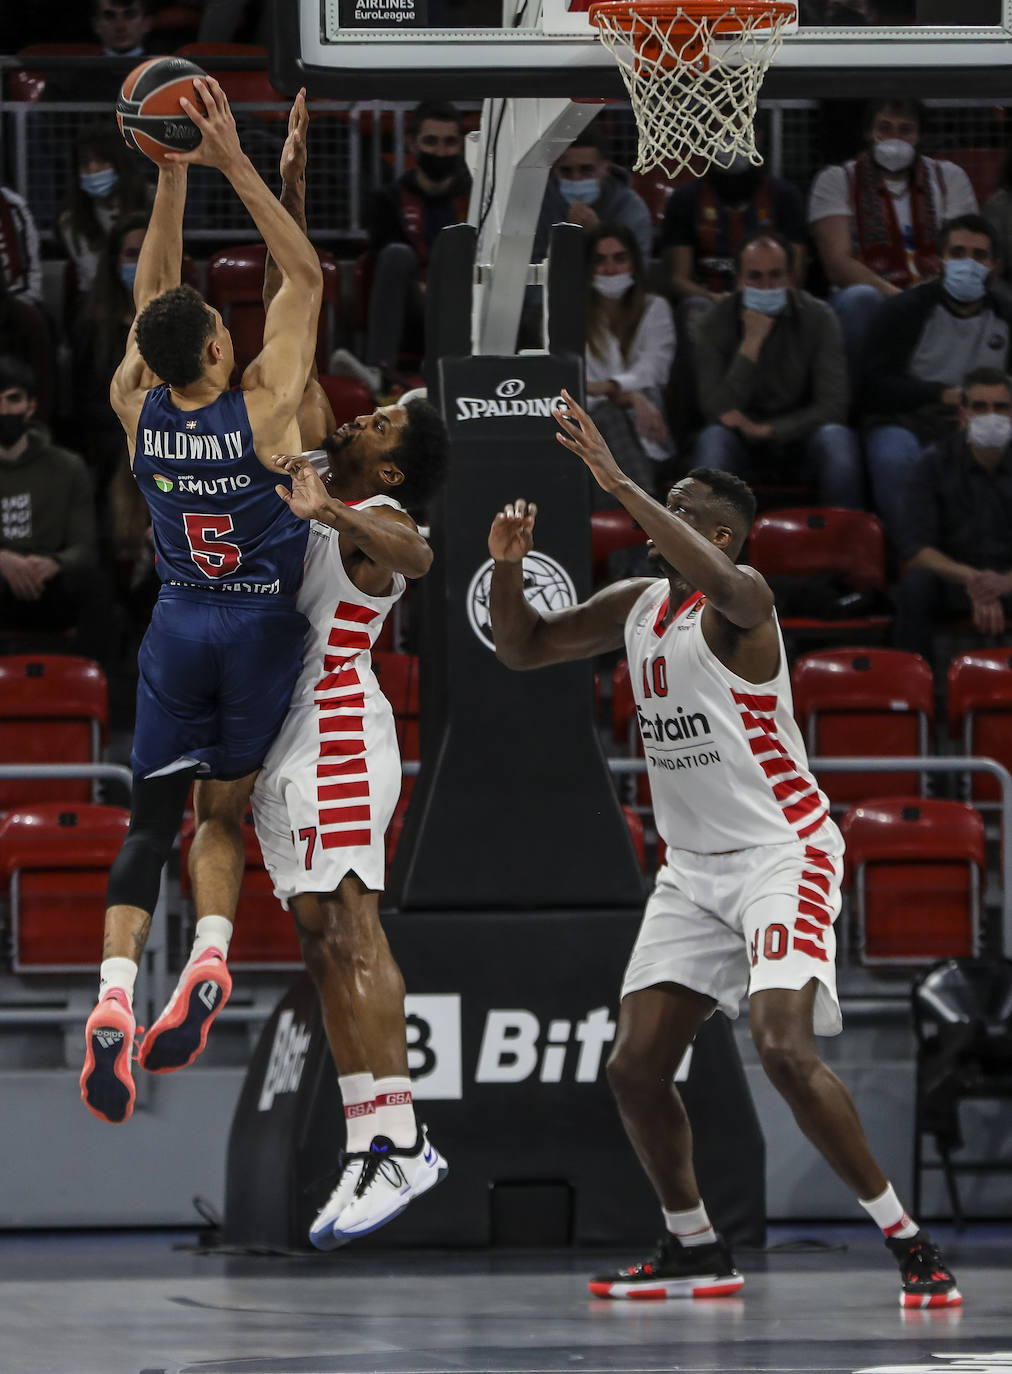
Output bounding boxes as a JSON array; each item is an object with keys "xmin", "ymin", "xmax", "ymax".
[
  {"xmin": 625, "ymin": 580, "xmax": 837, "ymax": 855},
  {"xmin": 260, "ymin": 495, "xmax": 406, "ymax": 856}
]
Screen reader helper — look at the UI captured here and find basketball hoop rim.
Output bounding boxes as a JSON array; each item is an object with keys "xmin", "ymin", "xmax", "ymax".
[{"xmin": 588, "ymin": 0, "xmax": 796, "ymax": 34}]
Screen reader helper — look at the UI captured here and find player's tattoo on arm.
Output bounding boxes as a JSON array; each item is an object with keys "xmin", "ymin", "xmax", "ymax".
[{"xmin": 264, "ymin": 181, "xmax": 308, "ymax": 312}]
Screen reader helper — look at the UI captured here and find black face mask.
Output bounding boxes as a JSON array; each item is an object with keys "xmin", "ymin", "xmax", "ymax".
[
  {"xmin": 709, "ymin": 169, "xmax": 764, "ymax": 202},
  {"xmin": 416, "ymin": 151, "xmax": 460, "ymax": 182},
  {"xmin": 0, "ymin": 412, "xmax": 29, "ymax": 448}
]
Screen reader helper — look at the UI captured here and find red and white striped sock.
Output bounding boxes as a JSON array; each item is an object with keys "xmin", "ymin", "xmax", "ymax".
[
  {"xmin": 339, "ymin": 1072, "xmax": 376, "ymax": 1152},
  {"xmin": 663, "ymin": 1201, "xmax": 718, "ymax": 1248},
  {"xmin": 860, "ymin": 1182, "xmax": 919, "ymax": 1239},
  {"xmin": 373, "ymin": 1075, "xmax": 417, "ymax": 1148}
]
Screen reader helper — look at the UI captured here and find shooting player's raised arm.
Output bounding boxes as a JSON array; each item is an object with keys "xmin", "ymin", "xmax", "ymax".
[
  {"xmin": 110, "ymin": 164, "xmax": 188, "ymax": 446},
  {"xmin": 166, "ymin": 77, "xmax": 323, "ymax": 455}
]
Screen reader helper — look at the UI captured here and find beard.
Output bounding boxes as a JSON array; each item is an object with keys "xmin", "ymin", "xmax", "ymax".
[{"xmin": 646, "ymin": 542, "xmax": 674, "ymax": 575}]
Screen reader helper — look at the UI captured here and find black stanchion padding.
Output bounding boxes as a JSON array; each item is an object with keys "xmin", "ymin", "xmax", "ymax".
[
  {"xmin": 547, "ymin": 222, "xmax": 588, "ymax": 357},
  {"xmin": 222, "ymin": 911, "xmax": 766, "ymax": 1251},
  {"xmin": 387, "ymin": 353, "xmax": 643, "ymax": 910},
  {"xmin": 422, "ymin": 222, "xmax": 476, "ymax": 405}
]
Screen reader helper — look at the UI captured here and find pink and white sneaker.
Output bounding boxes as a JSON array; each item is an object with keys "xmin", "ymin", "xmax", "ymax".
[
  {"xmin": 138, "ymin": 949, "xmax": 232, "ymax": 1073},
  {"xmin": 80, "ymin": 988, "xmax": 139, "ymax": 1125}
]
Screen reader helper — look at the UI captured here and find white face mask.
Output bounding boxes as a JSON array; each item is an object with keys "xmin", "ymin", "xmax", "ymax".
[
  {"xmin": 967, "ymin": 411, "xmax": 1012, "ymax": 451},
  {"xmin": 873, "ymin": 138, "xmax": 916, "ymax": 174},
  {"xmin": 593, "ymin": 271, "xmax": 634, "ymax": 299}
]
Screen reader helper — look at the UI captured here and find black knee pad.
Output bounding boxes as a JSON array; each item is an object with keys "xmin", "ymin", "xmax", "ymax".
[{"xmin": 106, "ymin": 767, "xmax": 197, "ymax": 913}]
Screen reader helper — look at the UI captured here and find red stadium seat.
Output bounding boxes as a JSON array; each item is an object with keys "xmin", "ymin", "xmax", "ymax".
[
  {"xmin": 0, "ymin": 655, "xmax": 107, "ymax": 811},
  {"xmin": 153, "ymin": 5, "xmax": 202, "ymax": 34},
  {"xmin": 206, "ymin": 243, "xmax": 341, "ymax": 376},
  {"xmin": 0, "ymin": 804, "xmax": 129, "ymax": 970},
  {"xmin": 840, "ymin": 798, "xmax": 985, "ymax": 966},
  {"xmin": 318, "ymin": 374, "xmax": 375, "ymax": 429},
  {"xmin": 372, "ymin": 650, "xmax": 420, "ymax": 760},
  {"xmin": 933, "ymin": 147, "xmax": 1004, "ymax": 206},
  {"xmin": 748, "ymin": 507, "xmax": 892, "ymax": 637},
  {"xmin": 611, "ymin": 659, "xmax": 650, "ymax": 807},
  {"xmin": 180, "ymin": 812, "xmax": 301, "ymax": 967},
  {"xmin": 792, "ymin": 648, "xmax": 934, "ymax": 807},
  {"xmin": 591, "ymin": 509, "xmax": 649, "ymax": 585},
  {"xmin": 7, "ymin": 44, "xmax": 101, "ymax": 102},
  {"xmin": 948, "ymin": 649, "xmax": 1012, "ymax": 805}
]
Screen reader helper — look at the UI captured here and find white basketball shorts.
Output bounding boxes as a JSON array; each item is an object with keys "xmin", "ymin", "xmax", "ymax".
[
  {"xmin": 252, "ymin": 697, "xmax": 402, "ymax": 905},
  {"xmin": 621, "ymin": 820, "xmax": 845, "ymax": 1036}
]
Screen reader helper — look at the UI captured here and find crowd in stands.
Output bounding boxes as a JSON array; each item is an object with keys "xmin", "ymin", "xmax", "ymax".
[{"xmin": 2, "ymin": 8, "xmax": 1012, "ymax": 698}]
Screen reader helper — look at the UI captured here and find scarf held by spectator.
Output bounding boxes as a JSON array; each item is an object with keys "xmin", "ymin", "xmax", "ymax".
[{"xmin": 850, "ymin": 149, "xmax": 939, "ymax": 289}]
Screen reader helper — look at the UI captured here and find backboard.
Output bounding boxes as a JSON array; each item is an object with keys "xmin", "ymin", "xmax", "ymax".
[{"xmin": 271, "ymin": 0, "xmax": 1012, "ymax": 100}]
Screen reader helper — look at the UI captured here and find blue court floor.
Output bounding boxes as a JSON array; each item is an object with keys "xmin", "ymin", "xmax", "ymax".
[{"xmin": 1, "ymin": 1224, "xmax": 1010, "ymax": 1374}]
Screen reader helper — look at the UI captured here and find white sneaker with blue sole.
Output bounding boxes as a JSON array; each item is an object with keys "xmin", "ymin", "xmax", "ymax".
[
  {"xmin": 308, "ymin": 1152, "xmax": 369, "ymax": 1251},
  {"xmin": 333, "ymin": 1126, "xmax": 448, "ymax": 1241}
]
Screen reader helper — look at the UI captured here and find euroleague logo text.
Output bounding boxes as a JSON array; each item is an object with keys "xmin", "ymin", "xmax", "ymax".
[{"xmin": 454, "ymin": 377, "xmax": 566, "ymax": 423}]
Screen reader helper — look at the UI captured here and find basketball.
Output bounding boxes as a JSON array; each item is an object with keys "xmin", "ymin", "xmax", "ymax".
[{"xmin": 116, "ymin": 56, "xmax": 207, "ymax": 165}]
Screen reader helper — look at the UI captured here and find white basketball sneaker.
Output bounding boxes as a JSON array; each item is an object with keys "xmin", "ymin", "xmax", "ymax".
[
  {"xmin": 308, "ymin": 1152, "xmax": 369, "ymax": 1251},
  {"xmin": 333, "ymin": 1126, "xmax": 448, "ymax": 1242}
]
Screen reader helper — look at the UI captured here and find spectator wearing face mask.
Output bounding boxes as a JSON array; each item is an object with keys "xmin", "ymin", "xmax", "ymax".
[
  {"xmin": 692, "ymin": 231, "xmax": 863, "ymax": 507},
  {"xmin": 659, "ymin": 145, "xmax": 806, "ymax": 305},
  {"xmin": 532, "ymin": 123, "xmax": 653, "ymax": 266},
  {"xmin": 57, "ymin": 127, "xmax": 154, "ymax": 307},
  {"xmin": 0, "ymin": 355, "xmax": 112, "ymax": 661},
  {"xmin": 583, "ymin": 223, "xmax": 676, "ymax": 503},
  {"xmin": 861, "ymin": 215, "xmax": 1012, "ymax": 544},
  {"xmin": 894, "ymin": 367, "xmax": 1012, "ymax": 658},
  {"xmin": 808, "ymin": 99, "xmax": 978, "ymax": 368},
  {"xmin": 342, "ymin": 100, "xmax": 472, "ymax": 395}
]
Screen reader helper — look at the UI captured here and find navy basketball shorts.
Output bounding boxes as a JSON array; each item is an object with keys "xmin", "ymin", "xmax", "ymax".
[{"xmin": 131, "ymin": 591, "xmax": 308, "ymax": 782}]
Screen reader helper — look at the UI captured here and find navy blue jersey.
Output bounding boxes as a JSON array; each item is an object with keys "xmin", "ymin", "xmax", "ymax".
[{"xmin": 133, "ymin": 383, "xmax": 307, "ymax": 603}]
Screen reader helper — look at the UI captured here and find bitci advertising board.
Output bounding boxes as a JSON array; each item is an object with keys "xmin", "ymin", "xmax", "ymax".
[{"xmin": 224, "ymin": 910, "xmax": 766, "ymax": 1251}]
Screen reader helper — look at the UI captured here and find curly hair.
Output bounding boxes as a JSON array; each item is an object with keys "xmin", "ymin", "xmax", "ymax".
[
  {"xmin": 391, "ymin": 399, "xmax": 448, "ymax": 515},
  {"xmin": 684, "ymin": 465, "xmax": 757, "ymax": 556},
  {"xmin": 135, "ymin": 285, "xmax": 215, "ymax": 388}
]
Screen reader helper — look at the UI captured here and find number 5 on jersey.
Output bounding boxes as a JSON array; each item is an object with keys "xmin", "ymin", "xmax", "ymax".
[{"xmin": 184, "ymin": 512, "xmax": 242, "ymax": 578}]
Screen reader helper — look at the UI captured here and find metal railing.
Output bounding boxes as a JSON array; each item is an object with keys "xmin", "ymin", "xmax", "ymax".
[
  {"xmin": 0, "ymin": 755, "xmax": 1008, "ymax": 1033},
  {"xmin": 0, "ymin": 762, "xmax": 169, "ymax": 1028},
  {"xmin": 3, "ymin": 73, "xmax": 1009, "ymax": 244}
]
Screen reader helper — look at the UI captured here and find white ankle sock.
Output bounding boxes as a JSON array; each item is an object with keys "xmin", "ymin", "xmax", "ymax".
[
  {"xmin": 373, "ymin": 1075, "xmax": 416, "ymax": 1148},
  {"xmin": 188, "ymin": 915, "xmax": 233, "ymax": 965},
  {"xmin": 99, "ymin": 957, "xmax": 137, "ymax": 1004},
  {"xmin": 663, "ymin": 1201, "xmax": 717, "ymax": 1247},
  {"xmin": 339, "ymin": 1072, "xmax": 377, "ymax": 1153},
  {"xmin": 860, "ymin": 1182, "xmax": 919, "ymax": 1239}
]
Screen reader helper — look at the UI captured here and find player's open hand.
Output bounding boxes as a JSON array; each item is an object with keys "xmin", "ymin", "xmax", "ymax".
[
  {"xmin": 554, "ymin": 388, "xmax": 624, "ymax": 492},
  {"xmin": 166, "ymin": 76, "xmax": 241, "ymax": 171},
  {"xmin": 274, "ymin": 453, "xmax": 332, "ymax": 522},
  {"xmin": 489, "ymin": 498, "xmax": 537, "ymax": 563},
  {"xmin": 280, "ymin": 87, "xmax": 308, "ymax": 185}
]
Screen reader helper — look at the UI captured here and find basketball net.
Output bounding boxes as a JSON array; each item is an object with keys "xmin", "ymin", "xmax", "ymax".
[{"xmin": 589, "ymin": 0, "xmax": 796, "ymax": 179}]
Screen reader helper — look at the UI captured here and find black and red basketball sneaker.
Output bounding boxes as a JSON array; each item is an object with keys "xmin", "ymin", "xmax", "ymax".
[
  {"xmin": 589, "ymin": 1234, "xmax": 744, "ymax": 1300},
  {"xmin": 886, "ymin": 1230, "xmax": 962, "ymax": 1308}
]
